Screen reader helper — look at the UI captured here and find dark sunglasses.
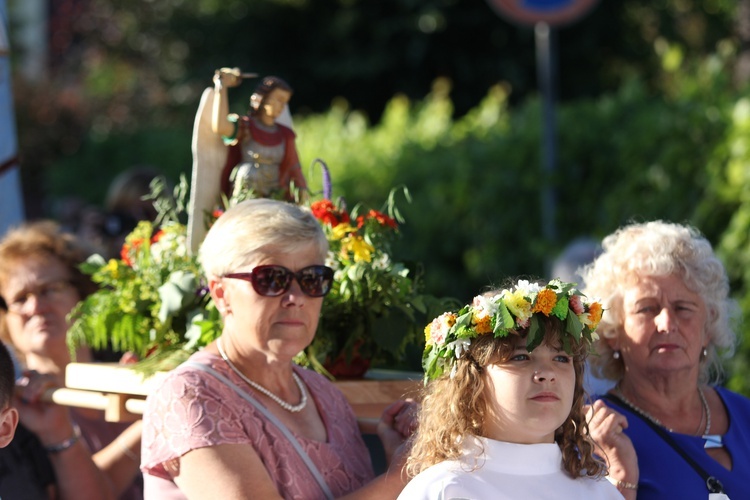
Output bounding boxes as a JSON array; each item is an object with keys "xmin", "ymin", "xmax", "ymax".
[{"xmin": 223, "ymin": 265, "xmax": 334, "ymax": 297}]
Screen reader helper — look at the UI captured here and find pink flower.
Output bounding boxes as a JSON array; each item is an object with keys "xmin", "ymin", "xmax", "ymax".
[{"xmin": 569, "ymin": 294, "xmax": 584, "ymax": 315}]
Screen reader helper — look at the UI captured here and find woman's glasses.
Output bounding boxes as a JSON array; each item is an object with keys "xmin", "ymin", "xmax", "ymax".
[
  {"xmin": 4, "ymin": 279, "xmax": 74, "ymax": 314},
  {"xmin": 223, "ymin": 265, "xmax": 334, "ymax": 297}
]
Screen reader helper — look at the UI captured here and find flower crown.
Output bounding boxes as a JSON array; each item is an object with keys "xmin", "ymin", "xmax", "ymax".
[{"xmin": 422, "ymin": 279, "xmax": 603, "ymax": 381}]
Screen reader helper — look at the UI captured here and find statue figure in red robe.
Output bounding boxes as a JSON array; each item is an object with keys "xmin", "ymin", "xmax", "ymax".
[
  {"xmin": 211, "ymin": 72, "xmax": 307, "ymax": 200},
  {"xmin": 187, "ymin": 69, "xmax": 307, "ymax": 252}
]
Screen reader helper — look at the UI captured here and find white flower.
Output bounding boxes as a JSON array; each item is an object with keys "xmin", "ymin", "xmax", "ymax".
[
  {"xmin": 515, "ymin": 279, "xmax": 542, "ymax": 295},
  {"xmin": 448, "ymin": 338, "xmax": 472, "ymax": 359},
  {"xmin": 371, "ymin": 252, "xmax": 391, "ymax": 271},
  {"xmin": 325, "ymin": 250, "xmax": 340, "ymax": 270},
  {"xmin": 472, "ymin": 294, "xmax": 499, "ymax": 317}
]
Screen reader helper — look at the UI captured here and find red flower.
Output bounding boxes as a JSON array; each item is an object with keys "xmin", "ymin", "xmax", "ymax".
[
  {"xmin": 357, "ymin": 209, "xmax": 397, "ymax": 229},
  {"xmin": 311, "ymin": 200, "xmax": 350, "ymax": 227},
  {"xmin": 151, "ymin": 230, "xmax": 165, "ymax": 243},
  {"xmin": 212, "ymin": 209, "xmax": 224, "ymax": 219},
  {"xmin": 120, "ymin": 238, "xmax": 145, "ymax": 267}
]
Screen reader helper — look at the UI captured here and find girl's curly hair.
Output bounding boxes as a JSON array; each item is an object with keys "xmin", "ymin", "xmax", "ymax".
[{"xmin": 405, "ymin": 314, "xmax": 605, "ymax": 480}]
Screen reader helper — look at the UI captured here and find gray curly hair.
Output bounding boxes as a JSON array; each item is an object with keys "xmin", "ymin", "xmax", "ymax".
[{"xmin": 580, "ymin": 220, "xmax": 738, "ymax": 385}]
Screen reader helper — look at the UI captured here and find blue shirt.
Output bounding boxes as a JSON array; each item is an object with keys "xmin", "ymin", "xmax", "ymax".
[{"xmin": 599, "ymin": 386, "xmax": 750, "ymax": 499}]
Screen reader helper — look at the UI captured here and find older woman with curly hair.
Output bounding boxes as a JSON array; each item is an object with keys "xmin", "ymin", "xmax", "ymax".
[
  {"xmin": 399, "ymin": 280, "xmax": 621, "ymax": 499},
  {"xmin": 583, "ymin": 220, "xmax": 748, "ymax": 499}
]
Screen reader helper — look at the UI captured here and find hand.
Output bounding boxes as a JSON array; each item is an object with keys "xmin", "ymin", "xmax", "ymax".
[
  {"xmin": 15, "ymin": 370, "xmax": 78, "ymax": 446},
  {"xmin": 377, "ymin": 399, "xmax": 418, "ymax": 465},
  {"xmin": 214, "ymin": 67, "xmax": 242, "ymax": 88},
  {"xmin": 392, "ymin": 398, "xmax": 418, "ymax": 438},
  {"xmin": 118, "ymin": 351, "xmax": 139, "ymax": 365},
  {"xmin": 585, "ymin": 399, "xmax": 639, "ymax": 486}
]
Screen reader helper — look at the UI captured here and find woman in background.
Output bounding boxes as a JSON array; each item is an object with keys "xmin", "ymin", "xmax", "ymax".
[{"xmin": 0, "ymin": 220, "xmax": 143, "ymax": 499}]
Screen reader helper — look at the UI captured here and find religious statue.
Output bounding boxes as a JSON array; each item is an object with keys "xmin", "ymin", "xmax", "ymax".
[{"xmin": 187, "ymin": 68, "xmax": 307, "ymax": 253}]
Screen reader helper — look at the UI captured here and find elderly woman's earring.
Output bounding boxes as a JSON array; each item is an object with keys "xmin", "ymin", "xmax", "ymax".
[
  {"xmin": 701, "ymin": 347, "xmax": 708, "ymax": 360},
  {"xmin": 613, "ymin": 350, "xmax": 621, "ymax": 360}
]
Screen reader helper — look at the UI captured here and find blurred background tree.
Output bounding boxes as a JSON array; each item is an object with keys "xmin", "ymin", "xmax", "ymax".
[
  {"xmin": 8, "ymin": 0, "xmax": 741, "ymax": 213},
  {"xmin": 8, "ymin": 0, "xmax": 750, "ymax": 388}
]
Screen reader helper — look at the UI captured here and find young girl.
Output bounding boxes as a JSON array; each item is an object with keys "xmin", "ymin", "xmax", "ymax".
[{"xmin": 399, "ymin": 279, "xmax": 624, "ymax": 499}]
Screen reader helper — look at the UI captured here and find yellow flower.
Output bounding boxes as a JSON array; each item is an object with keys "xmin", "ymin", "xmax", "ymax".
[
  {"xmin": 331, "ymin": 223, "xmax": 356, "ymax": 241},
  {"xmin": 104, "ymin": 259, "xmax": 120, "ymax": 279},
  {"xmin": 342, "ymin": 235, "xmax": 374, "ymax": 263},
  {"xmin": 532, "ymin": 289, "xmax": 557, "ymax": 316},
  {"xmin": 503, "ymin": 289, "xmax": 532, "ymax": 325}
]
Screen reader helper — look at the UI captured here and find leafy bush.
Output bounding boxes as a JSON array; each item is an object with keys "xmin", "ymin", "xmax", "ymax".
[{"xmin": 53, "ymin": 49, "xmax": 750, "ymax": 392}]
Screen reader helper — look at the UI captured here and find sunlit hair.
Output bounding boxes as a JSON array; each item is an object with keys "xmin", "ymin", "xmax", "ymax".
[
  {"xmin": 0, "ymin": 221, "xmax": 96, "ymax": 301},
  {"xmin": 580, "ymin": 220, "xmax": 737, "ymax": 384},
  {"xmin": 199, "ymin": 198, "xmax": 328, "ymax": 279},
  {"xmin": 405, "ymin": 314, "xmax": 605, "ymax": 480},
  {"xmin": 249, "ymin": 76, "xmax": 293, "ymax": 115},
  {"xmin": 0, "ymin": 220, "xmax": 98, "ymax": 344}
]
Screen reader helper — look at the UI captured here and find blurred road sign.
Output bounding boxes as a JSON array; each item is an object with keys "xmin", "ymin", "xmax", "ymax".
[{"xmin": 487, "ymin": 0, "xmax": 599, "ymax": 27}]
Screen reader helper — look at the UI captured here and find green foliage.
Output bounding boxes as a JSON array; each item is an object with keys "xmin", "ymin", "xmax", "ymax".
[
  {"xmin": 290, "ymin": 51, "xmax": 750, "ymax": 392},
  {"xmin": 26, "ymin": 0, "xmax": 750, "ymax": 388},
  {"xmin": 68, "ymin": 178, "xmax": 221, "ymax": 376},
  {"xmin": 47, "ymin": 127, "xmax": 192, "ymax": 207},
  {"xmin": 303, "ymin": 193, "xmax": 459, "ymax": 376},
  {"xmin": 295, "ymin": 74, "xmax": 728, "ymax": 301}
]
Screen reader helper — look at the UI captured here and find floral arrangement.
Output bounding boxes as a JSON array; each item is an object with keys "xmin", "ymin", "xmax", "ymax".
[
  {"xmin": 422, "ymin": 279, "xmax": 603, "ymax": 382},
  {"xmin": 299, "ymin": 191, "xmax": 449, "ymax": 378},
  {"xmin": 68, "ymin": 177, "xmax": 222, "ymax": 374},
  {"xmin": 68, "ymin": 173, "xmax": 452, "ymax": 378}
]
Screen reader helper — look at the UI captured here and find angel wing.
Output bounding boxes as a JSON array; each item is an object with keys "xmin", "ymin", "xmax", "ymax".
[
  {"xmin": 276, "ymin": 104, "xmax": 294, "ymax": 130},
  {"xmin": 187, "ymin": 87, "xmax": 225, "ymax": 255}
]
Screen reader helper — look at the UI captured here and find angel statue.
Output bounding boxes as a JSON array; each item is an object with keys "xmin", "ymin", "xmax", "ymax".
[{"xmin": 187, "ymin": 68, "xmax": 307, "ymax": 253}]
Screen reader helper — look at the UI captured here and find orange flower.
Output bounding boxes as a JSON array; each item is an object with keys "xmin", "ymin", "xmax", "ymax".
[
  {"xmin": 588, "ymin": 302, "xmax": 603, "ymax": 327},
  {"xmin": 473, "ymin": 314, "xmax": 492, "ymax": 334},
  {"xmin": 531, "ymin": 288, "xmax": 557, "ymax": 316}
]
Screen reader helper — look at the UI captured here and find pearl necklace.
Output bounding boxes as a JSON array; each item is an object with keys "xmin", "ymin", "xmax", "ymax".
[
  {"xmin": 216, "ymin": 338, "xmax": 308, "ymax": 413},
  {"xmin": 614, "ymin": 386, "xmax": 723, "ymax": 449}
]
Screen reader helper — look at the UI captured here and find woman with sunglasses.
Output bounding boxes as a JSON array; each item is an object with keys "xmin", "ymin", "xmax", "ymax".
[{"xmin": 141, "ymin": 198, "xmax": 414, "ymax": 499}]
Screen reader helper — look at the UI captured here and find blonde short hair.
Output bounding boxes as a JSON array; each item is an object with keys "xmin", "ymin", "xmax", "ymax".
[
  {"xmin": 199, "ymin": 199, "xmax": 327, "ymax": 278},
  {"xmin": 580, "ymin": 220, "xmax": 737, "ymax": 384}
]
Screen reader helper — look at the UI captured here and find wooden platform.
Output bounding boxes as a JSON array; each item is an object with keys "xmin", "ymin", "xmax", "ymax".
[{"xmin": 57, "ymin": 363, "xmax": 422, "ymax": 432}]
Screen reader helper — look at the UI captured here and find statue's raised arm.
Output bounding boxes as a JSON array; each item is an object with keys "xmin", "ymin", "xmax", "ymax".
[{"xmin": 187, "ymin": 69, "xmax": 306, "ymax": 253}]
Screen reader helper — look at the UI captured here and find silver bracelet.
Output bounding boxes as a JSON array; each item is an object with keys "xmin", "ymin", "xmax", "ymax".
[{"xmin": 44, "ymin": 425, "xmax": 81, "ymax": 454}]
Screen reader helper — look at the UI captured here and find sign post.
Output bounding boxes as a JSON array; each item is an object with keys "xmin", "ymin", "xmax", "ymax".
[
  {"xmin": 485, "ymin": 0, "xmax": 598, "ymax": 244},
  {"xmin": 0, "ymin": 0, "xmax": 25, "ymax": 235}
]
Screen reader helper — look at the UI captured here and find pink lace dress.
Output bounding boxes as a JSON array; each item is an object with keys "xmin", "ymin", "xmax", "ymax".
[{"xmin": 141, "ymin": 351, "xmax": 374, "ymax": 499}]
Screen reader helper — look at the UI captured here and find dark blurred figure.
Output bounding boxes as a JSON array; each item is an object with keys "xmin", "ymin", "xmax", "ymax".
[{"xmin": 79, "ymin": 166, "xmax": 163, "ymax": 259}]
